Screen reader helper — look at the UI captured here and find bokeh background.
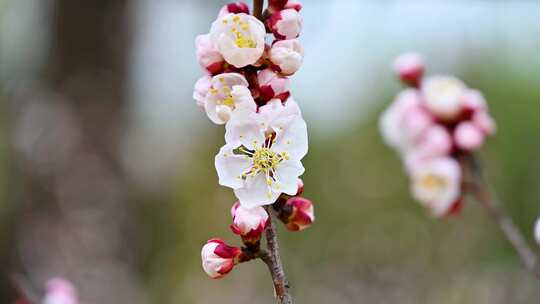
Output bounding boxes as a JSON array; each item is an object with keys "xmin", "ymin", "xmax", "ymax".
[{"xmin": 1, "ymin": 0, "xmax": 540, "ymax": 303}]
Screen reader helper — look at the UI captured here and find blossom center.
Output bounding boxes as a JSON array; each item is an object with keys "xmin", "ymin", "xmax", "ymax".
[
  {"xmin": 420, "ymin": 174, "xmax": 447, "ymax": 190},
  {"xmin": 224, "ymin": 15, "xmax": 257, "ymax": 49},
  {"xmin": 252, "ymin": 147, "xmax": 280, "ymax": 171}
]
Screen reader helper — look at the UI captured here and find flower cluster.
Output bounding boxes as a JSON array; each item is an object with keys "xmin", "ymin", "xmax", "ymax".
[
  {"xmin": 380, "ymin": 53, "xmax": 496, "ymax": 217},
  {"xmin": 194, "ymin": 1, "xmax": 314, "ymax": 279}
]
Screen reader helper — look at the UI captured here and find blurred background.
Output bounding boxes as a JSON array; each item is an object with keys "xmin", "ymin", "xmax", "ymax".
[{"xmin": 1, "ymin": 0, "xmax": 540, "ymax": 303}]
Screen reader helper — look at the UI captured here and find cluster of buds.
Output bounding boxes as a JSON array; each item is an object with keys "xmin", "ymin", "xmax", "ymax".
[
  {"xmin": 194, "ymin": 1, "xmax": 314, "ymax": 279},
  {"xmin": 380, "ymin": 53, "xmax": 496, "ymax": 217}
]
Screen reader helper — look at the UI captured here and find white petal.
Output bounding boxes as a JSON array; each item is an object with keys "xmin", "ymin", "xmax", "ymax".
[
  {"xmin": 215, "ymin": 145, "xmax": 252, "ymax": 189},
  {"xmin": 273, "ymin": 159, "xmax": 304, "ymax": 195},
  {"xmin": 234, "ymin": 174, "xmax": 279, "ymax": 208},
  {"xmin": 272, "ymin": 114, "xmax": 308, "ymax": 160},
  {"xmin": 225, "ymin": 112, "xmax": 265, "ymax": 150},
  {"xmin": 204, "ymin": 96, "xmax": 226, "ymax": 124}
]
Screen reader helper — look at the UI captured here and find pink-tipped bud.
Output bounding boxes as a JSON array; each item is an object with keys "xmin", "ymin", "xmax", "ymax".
[
  {"xmin": 454, "ymin": 121, "xmax": 485, "ymax": 151},
  {"xmin": 296, "ymin": 178, "xmax": 304, "ymax": 196},
  {"xmin": 201, "ymin": 238, "xmax": 241, "ymax": 279},
  {"xmin": 283, "ymin": 197, "xmax": 314, "ymax": 231},
  {"xmin": 43, "ymin": 278, "xmax": 79, "ymax": 304},
  {"xmin": 284, "ymin": 0, "xmax": 302, "ymax": 11},
  {"xmin": 269, "ymin": 39, "xmax": 304, "ymax": 75},
  {"xmin": 230, "ymin": 202, "xmax": 269, "ymax": 243},
  {"xmin": 268, "ymin": 9, "xmax": 303, "ymax": 40},
  {"xmin": 257, "ymin": 68, "xmax": 291, "ymax": 102},
  {"xmin": 393, "ymin": 53, "xmax": 425, "ymax": 87},
  {"xmin": 462, "ymin": 89, "xmax": 487, "ymax": 113},
  {"xmin": 195, "ymin": 34, "xmax": 225, "ymax": 74},
  {"xmin": 218, "ymin": 2, "xmax": 250, "ymax": 17}
]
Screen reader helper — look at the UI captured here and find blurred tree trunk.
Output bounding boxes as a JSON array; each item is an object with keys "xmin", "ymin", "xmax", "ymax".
[{"xmin": 10, "ymin": 0, "xmax": 146, "ymax": 303}]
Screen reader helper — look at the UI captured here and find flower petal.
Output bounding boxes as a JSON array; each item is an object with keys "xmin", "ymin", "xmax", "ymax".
[
  {"xmin": 215, "ymin": 145, "xmax": 252, "ymax": 189},
  {"xmin": 273, "ymin": 159, "xmax": 305, "ymax": 195},
  {"xmin": 234, "ymin": 174, "xmax": 279, "ymax": 208}
]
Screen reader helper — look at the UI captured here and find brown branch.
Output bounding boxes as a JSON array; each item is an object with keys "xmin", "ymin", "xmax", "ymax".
[
  {"xmin": 253, "ymin": 0, "xmax": 264, "ymax": 20},
  {"xmin": 261, "ymin": 206, "xmax": 294, "ymax": 304},
  {"xmin": 462, "ymin": 154, "xmax": 540, "ymax": 279}
]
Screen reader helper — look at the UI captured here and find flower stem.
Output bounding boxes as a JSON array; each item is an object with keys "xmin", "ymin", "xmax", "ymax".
[
  {"xmin": 253, "ymin": 0, "xmax": 264, "ymax": 20},
  {"xmin": 462, "ymin": 154, "xmax": 540, "ymax": 280},
  {"xmin": 261, "ymin": 206, "xmax": 294, "ymax": 304}
]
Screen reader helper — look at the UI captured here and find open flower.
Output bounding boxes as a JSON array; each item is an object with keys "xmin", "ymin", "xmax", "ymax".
[
  {"xmin": 258, "ymin": 68, "xmax": 291, "ymax": 102},
  {"xmin": 410, "ymin": 157, "xmax": 462, "ymax": 217},
  {"xmin": 230, "ymin": 201, "xmax": 269, "ymax": 243},
  {"xmin": 269, "ymin": 39, "xmax": 304, "ymax": 75},
  {"xmin": 43, "ymin": 278, "xmax": 79, "ymax": 304},
  {"xmin": 195, "ymin": 34, "xmax": 226, "ymax": 74},
  {"xmin": 282, "ymin": 196, "xmax": 314, "ymax": 231},
  {"xmin": 215, "ymin": 99, "xmax": 308, "ymax": 208},
  {"xmin": 203, "ymin": 73, "xmax": 256, "ymax": 124},
  {"xmin": 421, "ymin": 75, "xmax": 467, "ymax": 121},
  {"xmin": 210, "ymin": 13, "xmax": 266, "ymax": 68},
  {"xmin": 201, "ymin": 238, "xmax": 241, "ymax": 279},
  {"xmin": 268, "ymin": 9, "xmax": 303, "ymax": 40}
]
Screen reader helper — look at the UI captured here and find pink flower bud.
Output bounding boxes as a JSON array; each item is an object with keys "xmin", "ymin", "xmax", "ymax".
[
  {"xmin": 230, "ymin": 202, "xmax": 269, "ymax": 243},
  {"xmin": 454, "ymin": 121, "xmax": 485, "ymax": 151},
  {"xmin": 393, "ymin": 53, "xmax": 425, "ymax": 87},
  {"xmin": 218, "ymin": 2, "xmax": 250, "ymax": 17},
  {"xmin": 43, "ymin": 278, "xmax": 79, "ymax": 304},
  {"xmin": 296, "ymin": 178, "xmax": 304, "ymax": 196},
  {"xmin": 268, "ymin": 9, "xmax": 303, "ymax": 40},
  {"xmin": 462, "ymin": 89, "xmax": 487, "ymax": 113},
  {"xmin": 416, "ymin": 125, "xmax": 453, "ymax": 157},
  {"xmin": 284, "ymin": 0, "xmax": 302, "ymax": 11},
  {"xmin": 195, "ymin": 34, "xmax": 225, "ymax": 74},
  {"xmin": 283, "ymin": 197, "xmax": 314, "ymax": 231},
  {"xmin": 193, "ymin": 75, "xmax": 212, "ymax": 107},
  {"xmin": 257, "ymin": 68, "xmax": 291, "ymax": 102},
  {"xmin": 472, "ymin": 110, "xmax": 496, "ymax": 136},
  {"xmin": 201, "ymin": 238, "xmax": 241, "ymax": 279},
  {"xmin": 269, "ymin": 39, "xmax": 304, "ymax": 75},
  {"xmin": 534, "ymin": 217, "xmax": 540, "ymax": 245}
]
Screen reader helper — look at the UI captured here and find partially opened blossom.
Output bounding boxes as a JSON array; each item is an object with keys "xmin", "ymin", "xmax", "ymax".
[
  {"xmin": 379, "ymin": 89, "xmax": 434, "ymax": 153},
  {"xmin": 422, "ymin": 76, "xmax": 467, "ymax": 121},
  {"xmin": 201, "ymin": 238, "xmax": 242, "ymax": 279},
  {"xmin": 268, "ymin": 9, "xmax": 303, "ymax": 40},
  {"xmin": 203, "ymin": 73, "xmax": 256, "ymax": 124},
  {"xmin": 282, "ymin": 196, "xmax": 314, "ymax": 231},
  {"xmin": 210, "ymin": 13, "xmax": 266, "ymax": 68},
  {"xmin": 257, "ymin": 68, "xmax": 291, "ymax": 102},
  {"xmin": 195, "ymin": 34, "xmax": 226, "ymax": 74},
  {"xmin": 230, "ymin": 201, "xmax": 269, "ymax": 243},
  {"xmin": 193, "ymin": 75, "xmax": 212, "ymax": 107},
  {"xmin": 410, "ymin": 157, "xmax": 462, "ymax": 217},
  {"xmin": 215, "ymin": 99, "xmax": 308, "ymax": 208},
  {"xmin": 269, "ymin": 39, "xmax": 304, "ymax": 75},
  {"xmin": 454, "ymin": 121, "xmax": 485, "ymax": 151},
  {"xmin": 42, "ymin": 278, "xmax": 79, "ymax": 304},
  {"xmin": 218, "ymin": 2, "xmax": 250, "ymax": 17},
  {"xmin": 393, "ymin": 52, "xmax": 424, "ymax": 86}
]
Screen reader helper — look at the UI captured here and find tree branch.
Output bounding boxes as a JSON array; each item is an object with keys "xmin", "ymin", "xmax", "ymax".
[
  {"xmin": 261, "ymin": 206, "xmax": 294, "ymax": 304},
  {"xmin": 253, "ymin": 0, "xmax": 264, "ymax": 20},
  {"xmin": 462, "ymin": 154, "xmax": 540, "ymax": 279}
]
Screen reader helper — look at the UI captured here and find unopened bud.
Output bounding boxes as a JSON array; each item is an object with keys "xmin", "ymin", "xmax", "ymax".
[{"xmin": 201, "ymin": 238, "xmax": 241, "ymax": 279}]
